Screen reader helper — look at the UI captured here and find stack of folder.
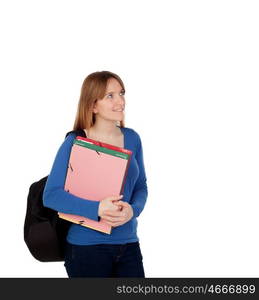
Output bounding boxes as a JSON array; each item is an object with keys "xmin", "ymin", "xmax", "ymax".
[{"xmin": 59, "ymin": 135, "xmax": 132, "ymax": 234}]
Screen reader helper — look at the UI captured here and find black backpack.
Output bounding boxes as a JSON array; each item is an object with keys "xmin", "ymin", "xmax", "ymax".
[{"xmin": 24, "ymin": 129, "xmax": 86, "ymax": 262}]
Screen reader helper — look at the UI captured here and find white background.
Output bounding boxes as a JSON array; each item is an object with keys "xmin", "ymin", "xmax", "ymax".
[{"xmin": 0, "ymin": 0, "xmax": 258, "ymax": 277}]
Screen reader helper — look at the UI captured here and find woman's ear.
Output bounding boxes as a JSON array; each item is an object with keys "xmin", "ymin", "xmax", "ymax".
[{"xmin": 92, "ymin": 100, "xmax": 98, "ymax": 114}]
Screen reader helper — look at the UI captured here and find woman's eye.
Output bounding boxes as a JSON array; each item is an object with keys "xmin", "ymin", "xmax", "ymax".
[{"xmin": 107, "ymin": 92, "xmax": 125, "ymax": 98}]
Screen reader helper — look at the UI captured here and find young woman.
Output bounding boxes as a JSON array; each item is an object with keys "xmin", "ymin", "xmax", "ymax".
[{"xmin": 43, "ymin": 71, "xmax": 148, "ymax": 277}]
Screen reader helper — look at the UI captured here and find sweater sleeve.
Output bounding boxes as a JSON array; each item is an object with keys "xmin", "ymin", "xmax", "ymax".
[
  {"xmin": 42, "ymin": 133, "xmax": 99, "ymax": 221},
  {"xmin": 130, "ymin": 132, "xmax": 148, "ymax": 218}
]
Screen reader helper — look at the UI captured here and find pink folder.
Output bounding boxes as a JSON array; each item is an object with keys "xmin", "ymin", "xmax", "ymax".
[{"xmin": 58, "ymin": 136, "xmax": 132, "ymax": 234}]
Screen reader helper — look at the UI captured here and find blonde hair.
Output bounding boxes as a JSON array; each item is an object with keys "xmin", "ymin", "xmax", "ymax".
[{"xmin": 73, "ymin": 71, "xmax": 125, "ymax": 131}]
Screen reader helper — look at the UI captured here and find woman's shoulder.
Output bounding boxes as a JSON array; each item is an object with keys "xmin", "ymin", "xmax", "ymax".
[
  {"xmin": 65, "ymin": 131, "xmax": 78, "ymax": 141},
  {"xmin": 122, "ymin": 126, "xmax": 141, "ymax": 141},
  {"xmin": 61, "ymin": 131, "xmax": 80, "ymax": 149}
]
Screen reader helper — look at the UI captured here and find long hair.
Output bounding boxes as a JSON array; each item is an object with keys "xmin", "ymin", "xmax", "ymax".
[{"xmin": 73, "ymin": 71, "xmax": 125, "ymax": 131}]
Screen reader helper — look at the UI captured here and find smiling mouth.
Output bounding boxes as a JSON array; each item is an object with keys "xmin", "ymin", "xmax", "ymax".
[{"xmin": 112, "ymin": 108, "xmax": 124, "ymax": 112}]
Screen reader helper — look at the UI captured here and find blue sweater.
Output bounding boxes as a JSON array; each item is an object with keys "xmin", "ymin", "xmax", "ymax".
[{"xmin": 43, "ymin": 126, "xmax": 148, "ymax": 245}]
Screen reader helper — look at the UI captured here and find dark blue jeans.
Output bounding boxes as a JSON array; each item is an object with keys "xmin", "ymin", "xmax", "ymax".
[{"xmin": 64, "ymin": 241, "xmax": 145, "ymax": 278}]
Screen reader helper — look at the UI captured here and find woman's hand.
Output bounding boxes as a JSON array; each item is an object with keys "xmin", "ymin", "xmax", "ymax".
[
  {"xmin": 100, "ymin": 201, "xmax": 133, "ymax": 227},
  {"xmin": 98, "ymin": 195, "xmax": 123, "ymax": 217}
]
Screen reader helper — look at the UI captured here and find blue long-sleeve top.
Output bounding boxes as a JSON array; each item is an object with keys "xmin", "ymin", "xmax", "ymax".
[{"xmin": 43, "ymin": 126, "xmax": 148, "ymax": 245}]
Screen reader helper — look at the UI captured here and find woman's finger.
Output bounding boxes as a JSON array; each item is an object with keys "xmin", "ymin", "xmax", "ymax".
[
  {"xmin": 105, "ymin": 221, "xmax": 123, "ymax": 227},
  {"xmin": 111, "ymin": 221, "xmax": 125, "ymax": 227},
  {"xmin": 114, "ymin": 201, "xmax": 128, "ymax": 207},
  {"xmin": 101, "ymin": 215, "xmax": 125, "ymax": 222},
  {"xmin": 103, "ymin": 210, "xmax": 126, "ymax": 217}
]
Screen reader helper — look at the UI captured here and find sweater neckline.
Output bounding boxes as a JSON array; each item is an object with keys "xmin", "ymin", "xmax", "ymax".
[
  {"xmin": 83, "ymin": 126, "xmax": 126, "ymax": 149},
  {"xmin": 117, "ymin": 126, "xmax": 126, "ymax": 149}
]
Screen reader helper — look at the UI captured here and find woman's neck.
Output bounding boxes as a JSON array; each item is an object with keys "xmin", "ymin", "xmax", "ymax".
[{"xmin": 87, "ymin": 120, "xmax": 121, "ymax": 140}]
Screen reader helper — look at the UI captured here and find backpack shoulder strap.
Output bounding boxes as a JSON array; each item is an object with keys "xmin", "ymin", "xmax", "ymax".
[{"xmin": 65, "ymin": 129, "xmax": 87, "ymax": 139}]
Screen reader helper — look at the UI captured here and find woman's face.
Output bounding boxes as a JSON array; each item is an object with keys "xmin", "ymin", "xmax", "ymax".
[{"xmin": 93, "ymin": 78, "xmax": 125, "ymax": 122}]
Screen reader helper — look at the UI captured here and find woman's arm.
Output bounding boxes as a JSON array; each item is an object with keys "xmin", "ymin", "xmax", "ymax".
[
  {"xmin": 130, "ymin": 132, "xmax": 148, "ymax": 218},
  {"xmin": 42, "ymin": 133, "xmax": 99, "ymax": 221}
]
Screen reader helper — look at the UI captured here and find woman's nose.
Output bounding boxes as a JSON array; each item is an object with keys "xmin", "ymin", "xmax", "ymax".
[{"xmin": 114, "ymin": 94, "xmax": 125, "ymax": 104}]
